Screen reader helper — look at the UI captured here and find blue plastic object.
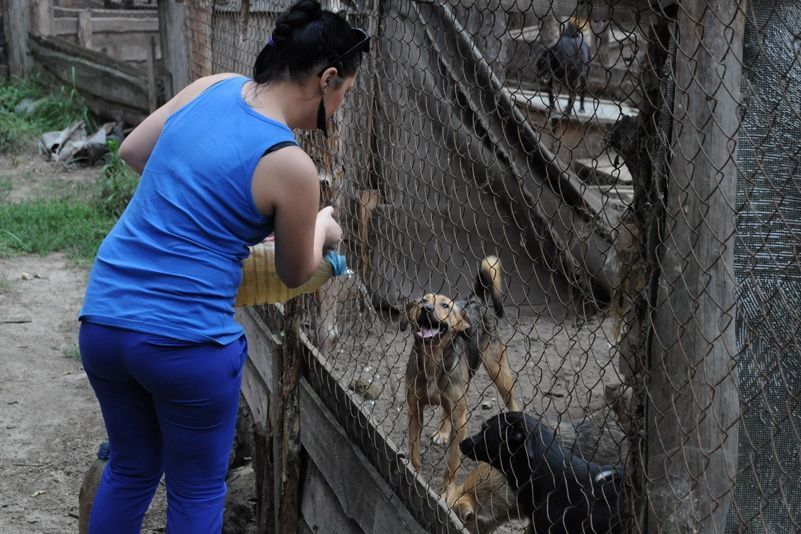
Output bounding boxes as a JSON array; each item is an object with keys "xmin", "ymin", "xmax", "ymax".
[
  {"xmin": 97, "ymin": 442, "xmax": 110, "ymax": 461},
  {"xmin": 324, "ymin": 252, "xmax": 347, "ymax": 276}
]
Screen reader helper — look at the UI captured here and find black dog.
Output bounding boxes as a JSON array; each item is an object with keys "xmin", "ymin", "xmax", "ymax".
[
  {"xmin": 534, "ymin": 21, "xmax": 591, "ymax": 116},
  {"xmin": 460, "ymin": 412, "xmax": 627, "ymax": 533}
]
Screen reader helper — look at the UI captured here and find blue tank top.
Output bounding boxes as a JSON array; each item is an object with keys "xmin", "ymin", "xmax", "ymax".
[{"xmin": 80, "ymin": 76, "xmax": 297, "ymax": 345}]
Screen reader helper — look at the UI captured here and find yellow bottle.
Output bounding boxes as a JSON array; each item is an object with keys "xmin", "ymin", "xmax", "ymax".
[{"xmin": 235, "ymin": 240, "xmax": 346, "ymax": 307}]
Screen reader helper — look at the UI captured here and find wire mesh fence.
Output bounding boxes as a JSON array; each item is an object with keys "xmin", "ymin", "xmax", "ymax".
[{"xmin": 183, "ymin": 1, "xmax": 799, "ymax": 532}]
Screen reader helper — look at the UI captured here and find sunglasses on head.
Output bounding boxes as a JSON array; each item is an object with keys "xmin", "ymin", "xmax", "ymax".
[{"xmin": 316, "ymin": 28, "xmax": 370, "ymax": 77}]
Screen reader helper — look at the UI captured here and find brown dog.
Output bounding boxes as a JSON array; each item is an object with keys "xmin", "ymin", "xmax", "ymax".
[
  {"xmin": 402, "ymin": 256, "xmax": 520, "ymax": 503},
  {"xmin": 453, "ymin": 462, "xmax": 526, "ymax": 533}
]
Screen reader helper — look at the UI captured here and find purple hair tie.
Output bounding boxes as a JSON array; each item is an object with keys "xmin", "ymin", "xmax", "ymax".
[{"xmin": 267, "ymin": 35, "xmax": 276, "ymax": 47}]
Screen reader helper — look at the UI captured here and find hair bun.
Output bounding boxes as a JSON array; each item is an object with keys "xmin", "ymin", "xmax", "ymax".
[
  {"xmin": 289, "ymin": 0, "xmax": 323, "ymax": 21},
  {"xmin": 271, "ymin": 0, "xmax": 323, "ymax": 46}
]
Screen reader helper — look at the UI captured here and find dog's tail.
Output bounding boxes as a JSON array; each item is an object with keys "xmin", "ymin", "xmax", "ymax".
[{"xmin": 475, "ymin": 256, "xmax": 504, "ymax": 318}]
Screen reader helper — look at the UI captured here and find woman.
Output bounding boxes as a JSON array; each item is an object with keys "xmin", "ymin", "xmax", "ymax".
[{"xmin": 77, "ymin": 1, "xmax": 368, "ymax": 532}]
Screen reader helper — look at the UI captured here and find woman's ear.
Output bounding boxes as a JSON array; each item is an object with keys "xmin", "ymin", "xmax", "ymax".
[{"xmin": 319, "ymin": 67, "xmax": 339, "ymax": 89}]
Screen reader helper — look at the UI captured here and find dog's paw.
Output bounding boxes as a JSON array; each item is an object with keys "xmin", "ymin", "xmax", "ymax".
[{"xmin": 432, "ymin": 431, "xmax": 451, "ymax": 446}]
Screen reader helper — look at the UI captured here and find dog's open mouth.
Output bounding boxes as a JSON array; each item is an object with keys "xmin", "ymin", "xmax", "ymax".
[{"xmin": 414, "ymin": 315, "xmax": 448, "ymax": 343}]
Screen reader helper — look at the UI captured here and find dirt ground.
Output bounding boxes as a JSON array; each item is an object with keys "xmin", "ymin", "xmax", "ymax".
[{"xmin": 0, "ymin": 151, "xmax": 255, "ymax": 534}]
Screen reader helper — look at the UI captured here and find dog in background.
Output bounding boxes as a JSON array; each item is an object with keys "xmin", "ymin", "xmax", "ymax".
[
  {"xmin": 460, "ymin": 412, "xmax": 627, "ymax": 533},
  {"xmin": 534, "ymin": 20, "xmax": 591, "ymax": 116},
  {"xmin": 453, "ymin": 462, "xmax": 526, "ymax": 533},
  {"xmin": 454, "ymin": 404, "xmax": 628, "ymax": 533},
  {"xmin": 402, "ymin": 256, "xmax": 521, "ymax": 503}
]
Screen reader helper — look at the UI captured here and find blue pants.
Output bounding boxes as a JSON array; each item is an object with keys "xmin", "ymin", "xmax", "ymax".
[{"xmin": 79, "ymin": 321, "xmax": 247, "ymax": 534}]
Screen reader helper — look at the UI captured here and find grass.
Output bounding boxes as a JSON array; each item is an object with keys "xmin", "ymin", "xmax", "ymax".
[
  {"xmin": 0, "ymin": 77, "xmax": 138, "ymax": 265},
  {"xmin": 0, "ymin": 75, "xmax": 95, "ymax": 153},
  {"xmin": 94, "ymin": 139, "xmax": 139, "ymax": 219},
  {"xmin": 0, "ymin": 138, "xmax": 138, "ymax": 265},
  {"xmin": 0, "ymin": 176, "xmax": 11, "ymax": 202},
  {"xmin": 0, "ymin": 200, "xmax": 117, "ymax": 264}
]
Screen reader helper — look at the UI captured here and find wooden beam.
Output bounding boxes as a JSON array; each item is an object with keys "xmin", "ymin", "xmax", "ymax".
[
  {"xmin": 28, "ymin": 34, "xmax": 150, "ymax": 123},
  {"xmin": 31, "ymin": 0, "xmax": 53, "ymax": 37},
  {"xmin": 238, "ymin": 305, "xmax": 466, "ymax": 532},
  {"xmin": 77, "ymin": 10, "xmax": 92, "ymax": 49},
  {"xmin": 157, "ymin": 0, "xmax": 190, "ymax": 98},
  {"xmin": 299, "ymin": 379, "xmax": 428, "ymax": 534},
  {"xmin": 54, "ymin": 15, "xmax": 158, "ymax": 36},
  {"xmin": 2, "ymin": 0, "xmax": 31, "ymax": 76},
  {"xmin": 646, "ymin": 0, "xmax": 745, "ymax": 531},
  {"xmin": 253, "ymin": 402, "xmax": 276, "ymax": 533},
  {"xmin": 298, "ymin": 331, "xmax": 468, "ymax": 533},
  {"xmin": 273, "ymin": 299, "xmax": 304, "ymax": 534}
]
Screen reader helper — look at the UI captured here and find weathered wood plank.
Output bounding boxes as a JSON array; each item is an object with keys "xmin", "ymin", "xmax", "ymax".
[
  {"xmin": 3, "ymin": 0, "xmax": 31, "ymax": 76},
  {"xmin": 299, "ymin": 378, "xmax": 428, "ymax": 534},
  {"xmin": 236, "ymin": 307, "xmax": 278, "ymax": 394},
  {"xmin": 241, "ymin": 359, "xmax": 269, "ymax": 434},
  {"xmin": 31, "ymin": 0, "xmax": 54, "ymax": 37},
  {"xmin": 54, "ymin": 7, "xmax": 157, "ymax": 19},
  {"xmin": 157, "ymin": 0, "xmax": 190, "ymax": 98},
  {"xmin": 78, "ymin": 10, "xmax": 92, "ymax": 48},
  {"xmin": 298, "ymin": 331, "xmax": 468, "ymax": 533},
  {"xmin": 54, "ymin": 15, "xmax": 158, "ymax": 36},
  {"xmin": 28, "ymin": 34, "xmax": 149, "ymax": 122},
  {"xmin": 646, "ymin": 0, "xmax": 745, "ymax": 532},
  {"xmin": 275, "ymin": 299, "xmax": 303, "ymax": 534},
  {"xmin": 301, "ymin": 460, "xmax": 363, "ymax": 534},
  {"xmin": 253, "ymin": 414, "xmax": 275, "ymax": 533}
]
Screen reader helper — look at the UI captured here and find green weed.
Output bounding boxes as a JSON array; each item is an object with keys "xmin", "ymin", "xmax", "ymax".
[
  {"xmin": 63, "ymin": 345, "xmax": 81, "ymax": 359},
  {"xmin": 95, "ymin": 139, "xmax": 139, "ymax": 218},
  {"xmin": 0, "ymin": 176, "xmax": 11, "ymax": 202},
  {"xmin": 0, "ymin": 75, "xmax": 95, "ymax": 153}
]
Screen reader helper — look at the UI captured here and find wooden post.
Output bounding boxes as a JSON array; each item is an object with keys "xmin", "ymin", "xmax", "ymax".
[
  {"xmin": 2, "ymin": 0, "xmax": 31, "ymax": 76},
  {"xmin": 146, "ymin": 35, "xmax": 159, "ymax": 111},
  {"xmin": 646, "ymin": 0, "xmax": 746, "ymax": 532},
  {"xmin": 77, "ymin": 10, "xmax": 92, "ymax": 49},
  {"xmin": 157, "ymin": 0, "xmax": 190, "ymax": 98},
  {"xmin": 273, "ymin": 299, "xmax": 303, "ymax": 533},
  {"xmin": 253, "ymin": 409, "xmax": 275, "ymax": 533},
  {"xmin": 30, "ymin": 0, "xmax": 53, "ymax": 37}
]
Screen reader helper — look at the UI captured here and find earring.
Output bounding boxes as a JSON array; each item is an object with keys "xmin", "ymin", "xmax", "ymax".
[{"xmin": 316, "ymin": 96, "xmax": 328, "ymax": 137}]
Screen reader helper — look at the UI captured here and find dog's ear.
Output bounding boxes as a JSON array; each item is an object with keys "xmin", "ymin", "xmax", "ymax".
[
  {"xmin": 399, "ymin": 300, "xmax": 417, "ymax": 332},
  {"xmin": 454, "ymin": 307, "xmax": 472, "ymax": 332}
]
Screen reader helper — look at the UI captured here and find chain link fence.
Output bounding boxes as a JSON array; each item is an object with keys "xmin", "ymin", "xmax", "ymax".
[{"xmin": 183, "ymin": 1, "xmax": 799, "ymax": 532}]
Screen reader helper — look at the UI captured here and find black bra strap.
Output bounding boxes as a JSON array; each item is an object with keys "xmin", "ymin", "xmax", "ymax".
[{"xmin": 262, "ymin": 141, "xmax": 297, "ymax": 158}]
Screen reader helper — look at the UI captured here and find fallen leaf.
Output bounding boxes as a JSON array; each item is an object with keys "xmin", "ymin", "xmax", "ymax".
[{"xmin": 30, "ymin": 490, "xmax": 45, "ymax": 497}]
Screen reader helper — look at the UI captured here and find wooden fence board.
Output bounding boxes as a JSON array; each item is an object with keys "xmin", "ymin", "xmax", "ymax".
[
  {"xmin": 54, "ymin": 15, "xmax": 158, "ymax": 36},
  {"xmin": 298, "ymin": 331, "xmax": 468, "ymax": 533},
  {"xmin": 299, "ymin": 379, "xmax": 428, "ymax": 534},
  {"xmin": 28, "ymin": 34, "xmax": 149, "ymax": 122},
  {"xmin": 237, "ymin": 306, "xmax": 467, "ymax": 533}
]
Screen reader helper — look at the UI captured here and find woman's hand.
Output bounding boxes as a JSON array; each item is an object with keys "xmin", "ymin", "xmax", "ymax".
[{"xmin": 317, "ymin": 206, "xmax": 343, "ymax": 252}]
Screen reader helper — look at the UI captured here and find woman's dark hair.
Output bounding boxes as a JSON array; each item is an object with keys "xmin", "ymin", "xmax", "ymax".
[{"xmin": 253, "ymin": 0, "xmax": 365, "ymax": 84}]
